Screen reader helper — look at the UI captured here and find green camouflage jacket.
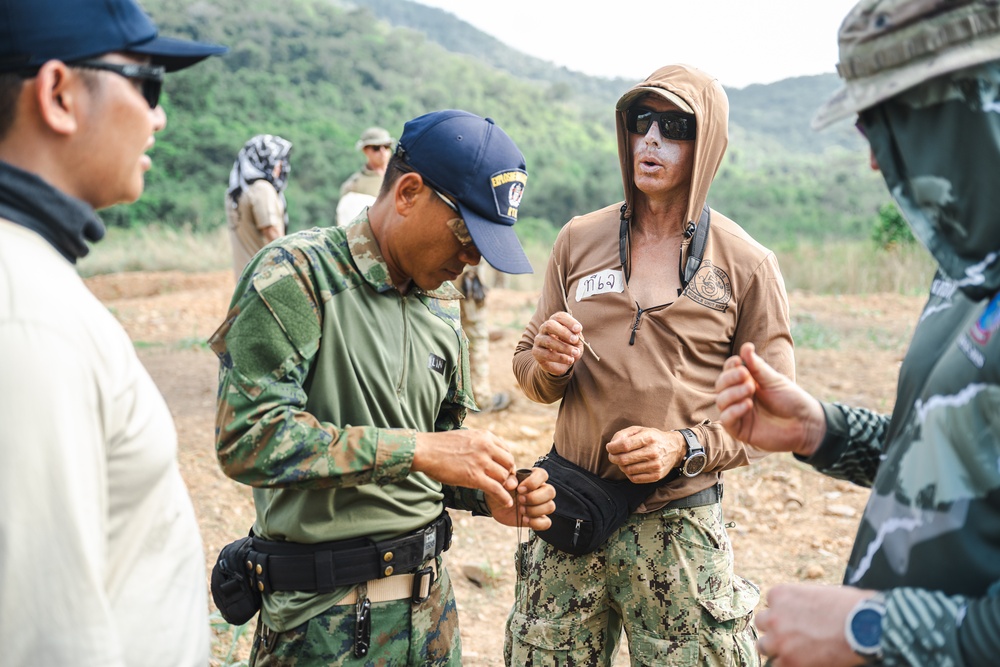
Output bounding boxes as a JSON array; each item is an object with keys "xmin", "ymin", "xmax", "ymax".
[
  {"xmin": 209, "ymin": 217, "xmax": 485, "ymax": 631},
  {"xmin": 808, "ymin": 272, "xmax": 1000, "ymax": 666}
]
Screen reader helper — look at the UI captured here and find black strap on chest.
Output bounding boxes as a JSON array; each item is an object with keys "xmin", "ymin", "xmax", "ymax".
[{"xmin": 618, "ymin": 202, "xmax": 711, "ymax": 288}]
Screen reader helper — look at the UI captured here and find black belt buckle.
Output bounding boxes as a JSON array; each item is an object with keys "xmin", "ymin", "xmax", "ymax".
[
  {"xmin": 420, "ymin": 523, "xmax": 437, "ymax": 562},
  {"xmin": 411, "ymin": 565, "xmax": 435, "ymax": 604}
]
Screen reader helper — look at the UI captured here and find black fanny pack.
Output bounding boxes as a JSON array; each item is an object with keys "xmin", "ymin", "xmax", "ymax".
[
  {"xmin": 533, "ymin": 447, "xmax": 676, "ymax": 556},
  {"xmin": 211, "ymin": 513, "xmax": 453, "ymax": 625}
]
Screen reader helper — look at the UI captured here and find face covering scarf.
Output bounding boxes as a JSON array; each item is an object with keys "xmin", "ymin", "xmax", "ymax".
[
  {"xmin": 861, "ymin": 61, "xmax": 1000, "ymax": 301},
  {"xmin": 227, "ymin": 134, "xmax": 293, "ymax": 225}
]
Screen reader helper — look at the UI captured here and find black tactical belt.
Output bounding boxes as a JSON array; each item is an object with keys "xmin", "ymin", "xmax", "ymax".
[
  {"xmin": 247, "ymin": 513, "xmax": 452, "ymax": 595},
  {"xmin": 663, "ymin": 482, "xmax": 722, "ymax": 510}
]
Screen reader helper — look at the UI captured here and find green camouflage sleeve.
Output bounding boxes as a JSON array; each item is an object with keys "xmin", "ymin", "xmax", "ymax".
[
  {"xmin": 441, "ymin": 486, "xmax": 491, "ymax": 516},
  {"xmin": 880, "ymin": 585, "xmax": 1000, "ymax": 666},
  {"xmin": 209, "ymin": 248, "xmax": 415, "ymax": 490},
  {"xmin": 797, "ymin": 402, "xmax": 889, "ymax": 488}
]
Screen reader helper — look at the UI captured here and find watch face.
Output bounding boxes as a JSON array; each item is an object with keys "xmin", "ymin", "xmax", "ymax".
[
  {"xmin": 850, "ymin": 607, "xmax": 883, "ymax": 650},
  {"xmin": 682, "ymin": 452, "xmax": 707, "ymax": 477}
]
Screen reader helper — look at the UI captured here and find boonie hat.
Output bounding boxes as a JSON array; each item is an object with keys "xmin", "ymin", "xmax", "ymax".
[
  {"xmin": 0, "ymin": 0, "xmax": 226, "ymax": 73},
  {"xmin": 397, "ymin": 109, "xmax": 532, "ymax": 275},
  {"xmin": 813, "ymin": 0, "xmax": 1000, "ymax": 129},
  {"xmin": 355, "ymin": 126, "xmax": 395, "ymax": 151}
]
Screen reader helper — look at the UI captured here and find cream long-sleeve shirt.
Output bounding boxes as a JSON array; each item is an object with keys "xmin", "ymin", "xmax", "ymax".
[{"xmin": 0, "ymin": 219, "xmax": 208, "ymax": 666}]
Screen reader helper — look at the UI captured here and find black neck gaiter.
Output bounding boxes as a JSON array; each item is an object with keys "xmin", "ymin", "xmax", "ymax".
[{"xmin": 0, "ymin": 160, "xmax": 105, "ymax": 263}]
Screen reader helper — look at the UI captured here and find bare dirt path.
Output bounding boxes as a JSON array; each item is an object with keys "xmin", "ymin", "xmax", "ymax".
[{"xmin": 84, "ymin": 270, "xmax": 925, "ymax": 665}]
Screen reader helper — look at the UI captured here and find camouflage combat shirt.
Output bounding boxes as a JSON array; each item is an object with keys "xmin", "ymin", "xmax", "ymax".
[
  {"xmin": 806, "ymin": 273, "xmax": 1000, "ymax": 666},
  {"xmin": 209, "ymin": 216, "xmax": 483, "ymax": 632}
]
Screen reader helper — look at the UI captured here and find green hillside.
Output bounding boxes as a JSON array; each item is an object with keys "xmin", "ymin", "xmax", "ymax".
[{"xmin": 117, "ymin": 0, "xmax": 888, "ymax": 249}]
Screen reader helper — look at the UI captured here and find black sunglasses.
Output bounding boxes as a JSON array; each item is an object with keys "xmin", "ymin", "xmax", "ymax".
[
  {"xmin": 70, "ymin": 59, "xmax": 165, "ymax": 109},
  {"xmin": 625, "ymin": 107, "xmax": 697, "ymax": 141}
]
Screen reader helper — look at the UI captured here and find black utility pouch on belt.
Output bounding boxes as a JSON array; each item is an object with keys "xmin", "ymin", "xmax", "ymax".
[
  {"xmin": 210, "ymin": 534, "xmax": 261, "ymax": 625},
  {"xmin": 534, "ymin": 446, "xmax": 676, "ymax": 556}
]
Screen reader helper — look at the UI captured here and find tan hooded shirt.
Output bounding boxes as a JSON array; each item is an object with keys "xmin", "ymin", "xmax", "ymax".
[{"xmin": 513, "ymin": 64, "xmax": 795, "ymax": 509}]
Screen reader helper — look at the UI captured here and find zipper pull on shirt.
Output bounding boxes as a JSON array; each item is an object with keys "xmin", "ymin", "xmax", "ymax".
[{"xmin": 629, "ymin": 306, "xmax": 645, "ymax": 345}]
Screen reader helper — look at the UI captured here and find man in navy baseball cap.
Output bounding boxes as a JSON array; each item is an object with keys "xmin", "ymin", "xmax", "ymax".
[
  {"xmin": 0, "ymin": 1, "xmax": 225, "ymax": 665},
  {"xmin": 207, "ymin": 109, "xmax": 554, "ymax": 664},
  {"xmin": 395, "ymin": 109, "xmax": 533, "ymax": 275},
  {"xmin": 0, "ymin": 0, "xmax": 226, "ymax": 73}
]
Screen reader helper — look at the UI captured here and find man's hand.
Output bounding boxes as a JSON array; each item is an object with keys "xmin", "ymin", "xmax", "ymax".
[
  {"xmin": 531, "ymin": 311, "xmax": 584, "ymax": 376},
  {"xmin": 606, "ymin": 426, "xmax": 684, "ymax": 483},
  {"xmin": 755, "ymin": 584, "xmax": 876, "ymax": 667},
  {"xmin": 412, "ymin": 430, "xmax": 517, "ymax": 510},
  {"xmin": 714, "ymin": 342, "xmax": 826, "ymax": 458},
  {"xmin": 487, "ymin": 467, "xmax": 556, "ymax": 530}
]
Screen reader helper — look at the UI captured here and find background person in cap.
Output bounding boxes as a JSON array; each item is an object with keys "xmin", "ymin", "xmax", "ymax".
[
  {"xmin": 209, "ymin": 109, "xmax": 554, "ymax": 665},
  {"xmin": 336, "ymin": 125, "xmax": 394, "ymax": 226},
  {"xmin": 714, "ymin": 1, "xmax": 1000, "ymax": 664},
  {"xmin": 506, "ymin": 63, "xmax": 793, "ymax": 666},
  {"xmin": 226, "ymin": 133, "xmax": 293, "ymax": 278},
  {"xmin": 0, "ymin": 0, "xmax": 225, "ymax": 664}
]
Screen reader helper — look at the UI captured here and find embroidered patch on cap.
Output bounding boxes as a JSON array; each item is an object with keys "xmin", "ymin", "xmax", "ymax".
[{"xmin": 490, "ymin": 169, "xmax": 527, "ymax": 224}]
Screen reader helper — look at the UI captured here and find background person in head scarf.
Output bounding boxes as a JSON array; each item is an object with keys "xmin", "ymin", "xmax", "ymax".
[
  {"xmin": 226, "ymin": 133, "xmax": 292, "ymax": 277},
  {"xmin": 715, "ymin": 1, "xmax": 1000, "ymax": 665}
]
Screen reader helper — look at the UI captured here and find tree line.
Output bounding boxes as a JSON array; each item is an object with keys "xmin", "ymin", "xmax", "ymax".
[{"xmin": 117, "ymin": 0, "xmax": 890, "ymax": 250}]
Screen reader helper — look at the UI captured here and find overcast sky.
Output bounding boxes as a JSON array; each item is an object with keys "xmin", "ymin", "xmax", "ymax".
[{"xmin": 411, "ymin": 1, "xmax": 860, "ymax": 89}]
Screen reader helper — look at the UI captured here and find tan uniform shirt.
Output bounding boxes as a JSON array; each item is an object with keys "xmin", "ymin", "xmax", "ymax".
[
  {"xmin": 339, "ymin": 166, "xmax": 384, "ymax": 198},
  {"xmin": 514, "ymin": 64, "xmax": 795, "ymax": 511},
  {"xmin": 226, "ymin": 179, "xmax": 285, "ymax": 278}
]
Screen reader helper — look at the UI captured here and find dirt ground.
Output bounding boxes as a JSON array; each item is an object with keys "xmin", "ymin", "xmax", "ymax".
[{"xmin": 83, "ymin": 270, "xmax": 926, "ymax": 666}]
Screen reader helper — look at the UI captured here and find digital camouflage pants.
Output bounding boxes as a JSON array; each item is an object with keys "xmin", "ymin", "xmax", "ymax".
[
  {"xmin": 249, "ymin": 562, "xmax": 461, "ymax": 666},
  {"xmin": 505, "ymin": 502, "xmax": 760, "ymax": 666}
]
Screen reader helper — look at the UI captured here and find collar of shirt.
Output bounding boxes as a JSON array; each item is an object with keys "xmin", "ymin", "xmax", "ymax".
[{"xmin": 346, "ymin": 215, "xmax": 463, "ymax": 300}]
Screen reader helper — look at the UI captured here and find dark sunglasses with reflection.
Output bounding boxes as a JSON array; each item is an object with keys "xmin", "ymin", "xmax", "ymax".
[
  {"xmin": 13, "ymin": 59, "xmax": 165, "ymax": 109},
  {"xmin": 71, "ymin": 60, "xmax": 165, "ymax": 109},
  {"xmin": 625, "ymin": 107, "xmax": 697, "ymax": 141}
]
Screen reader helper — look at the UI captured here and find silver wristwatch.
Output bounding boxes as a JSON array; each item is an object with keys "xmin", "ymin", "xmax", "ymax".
[
  {"xmin": 678, "ymin": 428, "xmax": 707, "ymax": 477},
  {"xmin": 844, "ymin": 593, "xmax": 886, "ymax": 662}
]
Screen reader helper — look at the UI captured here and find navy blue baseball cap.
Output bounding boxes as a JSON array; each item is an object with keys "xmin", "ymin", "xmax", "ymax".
[
  {"xmin": 397, "ymin": 110, "xmax": 533, "ymax": 275},
  {"xmin": 0, "ymin": 0, "xmax": 227, "ymax": 73}
]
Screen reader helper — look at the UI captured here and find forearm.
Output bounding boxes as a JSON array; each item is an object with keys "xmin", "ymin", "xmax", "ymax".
[
  {"xmin": 512, "ymin": 345, "xmax": 571, "ymax": 403},
  {"xmin": 695, "ymin": 420, "xmax": 769, "ymax": 473},
  {"xmin": 215, "ymin": 375, "xmax": 415, "ymax": 489},
  {"xmin": 798, "ymin": 402, "xmax": 888, "ymax": 488},
  {"xmin": 442, "ymin": 486, "xmax": 491, "ymax": 515},
  {"xmin": 880, "ymin": 586, "xmax": 995, "ymax": 666}
]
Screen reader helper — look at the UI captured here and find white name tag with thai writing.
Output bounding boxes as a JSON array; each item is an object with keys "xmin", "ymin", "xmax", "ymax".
[{"xmin": 575, "ymin": 269, "xmax": 625, "ymax": 301}]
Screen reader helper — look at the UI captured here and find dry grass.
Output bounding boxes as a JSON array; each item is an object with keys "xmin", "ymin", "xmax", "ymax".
[
  {"xmin": 77, "ymin": 225, "xmax": 938, "ymax": 297},
  {"xmin": 77, "ymin": 224, "xmax": 231, "ymax": 277},
  {"xmin": 776, "ymin": 241, "xmax": 936, "ymax": 295}
]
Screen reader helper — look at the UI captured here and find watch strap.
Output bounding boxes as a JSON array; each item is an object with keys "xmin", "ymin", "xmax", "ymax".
[{"xmin": 678, "ymin": 428, "xmax": 702, "ymax": 454}]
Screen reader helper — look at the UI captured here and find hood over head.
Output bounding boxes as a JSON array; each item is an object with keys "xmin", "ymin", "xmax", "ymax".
[{"xmin": 615, "ymin": 63, "xmax": 729, "ymax": 228}]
